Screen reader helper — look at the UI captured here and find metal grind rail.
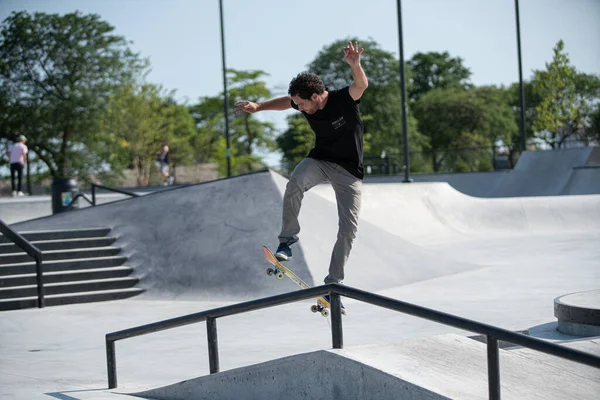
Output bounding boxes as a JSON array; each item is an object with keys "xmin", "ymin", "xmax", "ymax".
[
  {"xmin": 105, "ymin": 283, "xmax": 600, "ymax": 399},
  {"xmin": 90, "ymin": 184, "xmax": 140, "ymax": 206},
  {"xmin": 67, "ymin": 184, "xmax": 140, "ymax": 210}
]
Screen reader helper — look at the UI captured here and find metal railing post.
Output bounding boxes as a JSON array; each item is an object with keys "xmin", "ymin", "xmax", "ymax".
[
  {"xmin": 330, "ymin": 292, "xmax": 343, "ymax": 349},
  {"xmin": 207, "ymin": 317, "xmax": 220, "ymax": 374},
  {"xmin": 35, "ymin": 255, "xmax": 44, "ymax": 308},
  {"xmin": 487, "ymin": 335, "xmax": 501, "ymax": 400},
  {"xmin": 92, "ymin": 184, "xmax": 97, "ymax": 206},
  {"xmin": 106, "ymin": 338, "xmax": 117, "ymax": 389}
]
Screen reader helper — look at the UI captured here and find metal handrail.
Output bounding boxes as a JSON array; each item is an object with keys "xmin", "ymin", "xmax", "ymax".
[
  {"xmin": 65, "ymin": 193, "xmax": 94, "ymax": 210},
  {"xmin": 63, "ymin": 184, "xmax": 139, "ymax": 209},
  {"xmin": 105, "ymin": 283, "xmax": 600, "ymax": 398},
  {"xmin": 0, "ymin": 219, "xmax": 44, "ymax": 308},
  {"xmin": 91, "ymin": 184, "xmax": 139, "ymax": 206}
]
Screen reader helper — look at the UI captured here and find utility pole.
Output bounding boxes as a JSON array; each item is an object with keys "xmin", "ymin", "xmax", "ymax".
[
  {"xmin": 396, "ymin": 0, "xmax": 412, "ymax": 182},
  {"xmin": 515, "ymin": 0, "xmax": 527, "ymax": 153},
  {"xmin": 219, "ymin": 0, "xmax": 232, "ymax": 177}
]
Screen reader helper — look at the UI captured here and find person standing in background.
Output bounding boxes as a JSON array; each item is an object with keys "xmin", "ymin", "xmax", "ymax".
[
  {"xmin": 157, "ymin": 140, "xmax": 174, "ymax": 186},
  {"xmin": 9, "ymin": 135, "xmax": 28, "ymax": 197}
]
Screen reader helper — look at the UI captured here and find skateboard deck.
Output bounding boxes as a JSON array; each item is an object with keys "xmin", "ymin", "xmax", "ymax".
[{"xmin": 262, "ymin": 246, "xmax": 333, "ymax": 317}]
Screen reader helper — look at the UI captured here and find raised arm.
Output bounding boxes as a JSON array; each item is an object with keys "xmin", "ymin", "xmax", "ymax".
[
  {"xmin": 235, "ymin": 96, "xmax": 292, "ymax": 114},
  {"xmin": 344, "ymin": 41, "xmax": 368, "ymax": 101}
]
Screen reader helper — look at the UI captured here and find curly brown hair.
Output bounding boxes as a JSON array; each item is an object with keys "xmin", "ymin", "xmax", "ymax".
[{"xmin": 288, "ymin": 72, "xmax": 326, "ymax": 99}]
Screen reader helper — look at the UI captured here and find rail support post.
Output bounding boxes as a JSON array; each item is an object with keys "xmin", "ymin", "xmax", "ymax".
[
  {"xmin": 207, "ymin": 317, "xmax": 220, "ymax": 374},
  {"xmin": 487, "ymin": 335, "xmax": 501, "ymax": 400},
  {"xmin": 330, "ymin": 292, "xmax": 343, "ymax": 349},
  {"xmin": 106, "ymin": 338, "xmax": 117, "ymax": 389}
]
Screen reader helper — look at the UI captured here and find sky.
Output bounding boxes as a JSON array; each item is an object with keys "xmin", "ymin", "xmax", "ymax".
[{"xmin": 1, "ymin": 0, "xmax": 599, "ymax": 167}]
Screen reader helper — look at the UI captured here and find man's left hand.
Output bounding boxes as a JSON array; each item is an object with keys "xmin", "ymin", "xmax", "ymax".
[{"xmin": 344, "ymin": 41, "xmax": 364, "ymax": 66}]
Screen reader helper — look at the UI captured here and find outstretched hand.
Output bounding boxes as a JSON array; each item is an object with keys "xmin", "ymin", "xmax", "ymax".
[
  {"xmin": 234, "ymin": 101, "xmax": 258, "ymax": 114},
  {"xmin": 344, "ymin": 41, "xmax": 364, "ymax": 66}
]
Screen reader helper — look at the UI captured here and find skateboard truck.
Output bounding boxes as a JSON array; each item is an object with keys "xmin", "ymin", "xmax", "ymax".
[
  {"xmin": 266, "ymin": 265, "xmax": 329, "ymax": 317},
  {"xmin": 266, "ymin": 267, "xmax": 284, "ymax": 280},
  {"xmin": 310, "ymin": 303, "xmax": 329, "ymax": 318}
]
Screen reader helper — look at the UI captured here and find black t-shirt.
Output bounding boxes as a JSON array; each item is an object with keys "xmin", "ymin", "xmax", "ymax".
[{"xmin": 290, "ymin": 86, "xmax": 364, "ymax": 179}]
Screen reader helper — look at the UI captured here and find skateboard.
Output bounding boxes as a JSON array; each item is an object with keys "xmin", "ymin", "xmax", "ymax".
[{"xmin": 262, "ymin": 246, "xmax": 332, "ymax": 317}]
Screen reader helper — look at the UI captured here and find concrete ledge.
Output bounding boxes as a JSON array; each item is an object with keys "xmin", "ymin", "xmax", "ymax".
[
  {"xmin": 133, "ymin": 350, "xmax": 446, "ymax": 400},
  {"xmin": 557, "ymin": 320, "xmax": 600, "ymax": 336},
  {"xmin": 554, "ymin": 290, "xmax": 600, "ymax": 336},
  {"xmin": 132, "ymin": 334, "xmax": 600, "ymax": 400}
]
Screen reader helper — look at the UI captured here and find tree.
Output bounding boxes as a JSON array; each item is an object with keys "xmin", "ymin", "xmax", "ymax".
[
  {"xmin": 573, "ymin": 72, "xmax": 600, "ymax": 144},
  {"xmin": 306, "ymin": 37, "xmax": 427, "ymax": 172},
  {"xmin": 474, "ymin": 85, "xmax": 519, "ymax": 147},
  {"xmin": 586, "ymin": 103, "xmax": 600, "ymax": 146},
  {"xmin": 531, "ymin": 40, "xmax": 600, "ymax": 148},
  {"xmin": 407, "ymin": 51, "xmax": 472, "ymax": 103},
  {"xmin": 0, "ymin": 11, "xmax": 145, "ymax": 180},
  {"xmin": 228, "ymin": 69, "xmax": 277, "ymax": 171},
  {"xmin": 413, "ymin": 87, "xmax": 516, "ymax": 172},
  {"xmin": 102, "ymin": 83, "xmax": 196, "ymax": 186},
  {"xmin": 189, "ymin": 96, "xmax": 225, "ymax": 164},
  {"xmin": 191, "ymin": 69, "xmax": 276, "ymax": 176},
  {"xmin": 505, "ymin": 78, "xmax": 540, "ymax": 163},
  {"xmin": 277, "ymin": 114, "xmax": 314, "ymax": 175},
  {"xmin": 590, "ymin": 103, "xmax": 600, "ymax": 143}
]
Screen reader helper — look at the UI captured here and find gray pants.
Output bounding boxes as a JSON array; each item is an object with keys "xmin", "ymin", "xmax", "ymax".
[{"xmin": 279, "ymin": 158, "xmax": 362, "ymax": 284}]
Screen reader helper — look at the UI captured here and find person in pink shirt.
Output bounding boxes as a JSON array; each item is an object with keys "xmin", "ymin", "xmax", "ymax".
[{"xmin": 9, "ymin": 135, "xmax": 28, "ymax": 196}]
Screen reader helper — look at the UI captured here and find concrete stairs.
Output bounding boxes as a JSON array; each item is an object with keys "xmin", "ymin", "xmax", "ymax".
[{"xmin": 0, "ymin": 228, "xmax": 143, "ymax": 311}]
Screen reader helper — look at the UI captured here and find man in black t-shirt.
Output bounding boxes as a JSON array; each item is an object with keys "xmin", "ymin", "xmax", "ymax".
[{"xmin": 235, "ymin": 41, "xmax": 368, "ymax": 297}]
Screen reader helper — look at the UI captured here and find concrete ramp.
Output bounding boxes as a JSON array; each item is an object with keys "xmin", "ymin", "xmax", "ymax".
[
  {"xmin": 390, "ymin": 170, "xmax": 510, "ymax": 198},
  {"xmin": 560, "ymin": 167, "xmax": 600, "ymax": 195},
  {"xmin": 488, "ymin": 148, "xmax": 597, "ymax": 197},
  {"xmin": 10, "ymin": 170, "xmax": 480, "ymax": 299},
  {"xmin": 132, "ymin": 350, "xmax": 444, "ymax": 400},
  {"xmin": 132, "ymin": 334, "xmax": 600, "ymax": 400},
  {"xmin": 311, "ymin": 181, "xmax": 600, "ymax": 244},
  {"xmin": 269, "ymin": 173, "xmax": 478, "ymax": 290},
  {"xmin": 374, "ymin": 148, "xmax": 600, "ymax": 198},
  {"xmin": 10, "ymin": 171, "xmax": 300, "ymax": 299}
]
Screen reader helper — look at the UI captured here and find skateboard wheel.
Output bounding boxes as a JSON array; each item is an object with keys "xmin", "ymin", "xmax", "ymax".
[
  {"xmin": 311, "ymin": 305, "xmax": 319, "ymax": 313},
  {"xmin": 275, "ymin": 271, "xmax": 284, "ymax": 280},
  {"xmin": 321, "ymin": 309, "xmax": 329, "ymax": 318},
  {"xmin": 266, "ymin": 268, "xmax": 274, "ymax": 276}
]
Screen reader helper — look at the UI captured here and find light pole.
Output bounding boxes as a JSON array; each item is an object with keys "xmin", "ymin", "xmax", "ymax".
[
  {"xmin": 396, "ymin": 0, "xmax": 412, "ymax": 182},
  {"xmin": 219, "ymin": 0, "xmax": 232, "ymax": 177},
  {"xmin": 515, "ymin": 0, "xmax": 527, "ymax": 153}
]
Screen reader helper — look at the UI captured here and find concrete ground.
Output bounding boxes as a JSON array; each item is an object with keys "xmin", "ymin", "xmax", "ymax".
[{"xmin": 1, "ymin": 169, "xmax": 599, "ymax": 399}]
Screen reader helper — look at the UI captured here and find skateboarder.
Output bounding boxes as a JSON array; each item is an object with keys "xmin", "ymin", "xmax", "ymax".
[
  {"xmin": 156, "ymin": 140, "xmax": 174, "ymax": 186},
  {"xmin": 236, "ymin": 41, "xmax": 368, "ymax": 302}
]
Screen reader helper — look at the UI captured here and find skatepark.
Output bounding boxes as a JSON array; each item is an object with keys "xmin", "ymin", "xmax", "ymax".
[{"xmin": 1, "ymin": 148, "xmax": 599, "ymax": 399}]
